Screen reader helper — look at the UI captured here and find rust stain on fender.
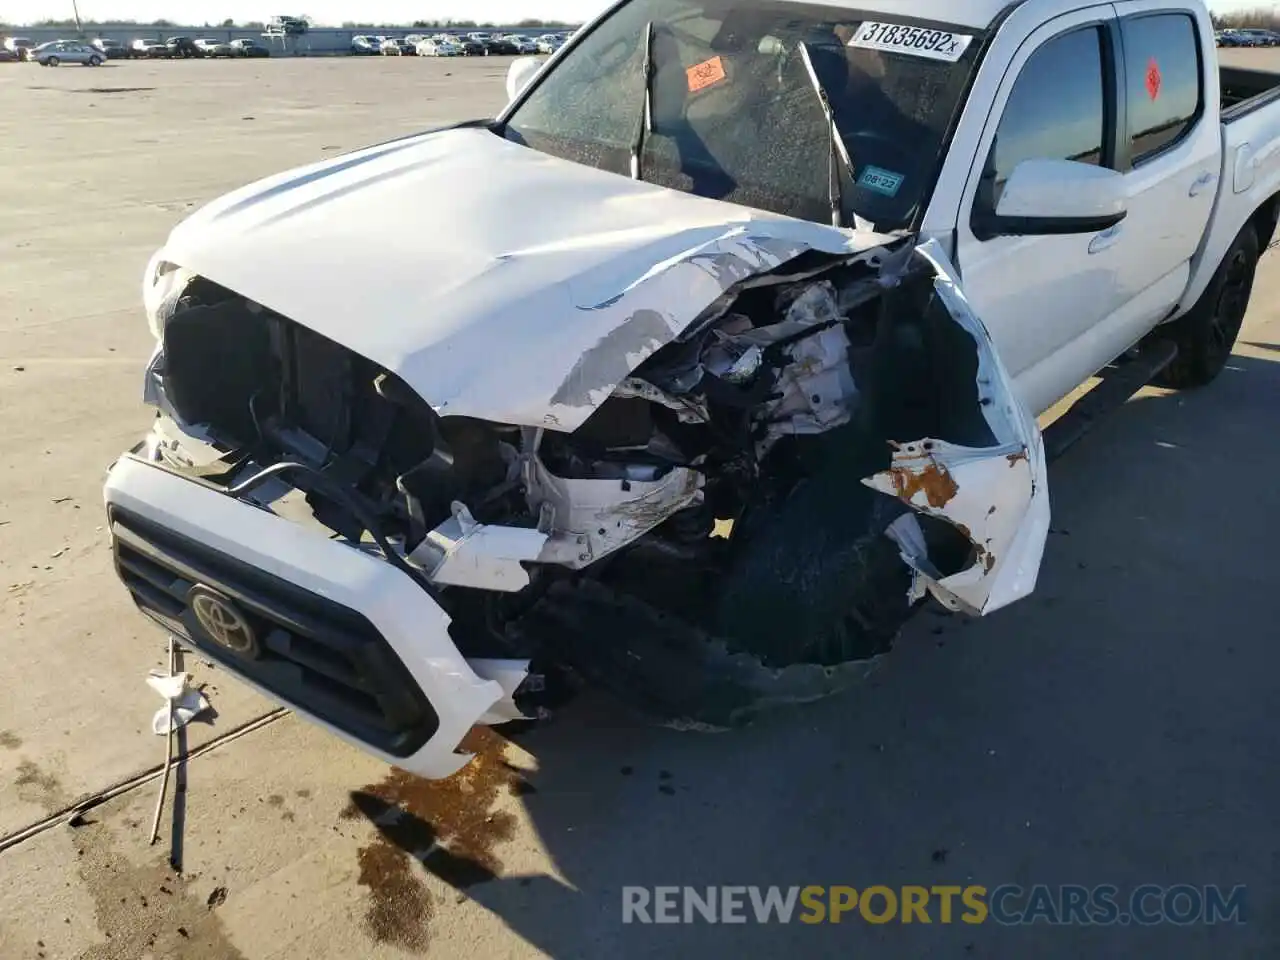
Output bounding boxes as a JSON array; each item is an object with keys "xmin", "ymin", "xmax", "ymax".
[
  {"xmin": 887, "ymin": 461, "xmax": 959, "ymax": 509},
  {"xmin": 1006, "ymin": 450, "xmax": 1029, "ymax": 467},
  {"xmin": 956, "ymin": 523, "xmax": 997, "ymax": 574}
]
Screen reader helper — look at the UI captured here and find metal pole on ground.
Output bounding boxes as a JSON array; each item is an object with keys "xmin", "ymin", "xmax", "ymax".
[{"xmin": 148, "ymin": 634, "xmax": 177, "ymax": 845}]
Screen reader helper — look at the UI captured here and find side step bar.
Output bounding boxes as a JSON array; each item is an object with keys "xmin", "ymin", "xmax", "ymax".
[{"xmin": 1042, "ymin": 339, "xmax": 1179, "ymax": 463}]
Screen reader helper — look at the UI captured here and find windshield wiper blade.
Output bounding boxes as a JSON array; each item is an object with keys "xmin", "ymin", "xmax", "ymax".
[
  {"xmin": 630, "ymin": 21, "xmax": 655, "ymax": 181},
  {"xmin": 797, "ymin": 41, "xmax": 855, "ymax": 228}
]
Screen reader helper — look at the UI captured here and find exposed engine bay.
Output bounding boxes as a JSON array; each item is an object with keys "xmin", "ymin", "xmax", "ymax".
[{"xmin": 139, "ymin": 238, "xmax": 1044, "ymax": 726}]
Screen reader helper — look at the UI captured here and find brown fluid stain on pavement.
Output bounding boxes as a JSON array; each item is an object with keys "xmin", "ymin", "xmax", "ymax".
[
  {"xmin": 0, "ymin": 729, "xmax": 22, "ymax": 749},
  {"xmin": 75, "ymin": 821, "xmax": 245, "ymax": 960},
  {"xmin": 340, "ymin": 727, "xmax": 527, "ymax": 951},
  {"xmin": 14, "ymin": 758, "xmax": 67, "ymax": 809}
]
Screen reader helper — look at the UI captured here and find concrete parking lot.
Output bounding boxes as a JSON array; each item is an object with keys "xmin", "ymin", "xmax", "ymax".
[{"xmin": 1, "ymin": 51, "xmax": 1278, "ymax": 959}]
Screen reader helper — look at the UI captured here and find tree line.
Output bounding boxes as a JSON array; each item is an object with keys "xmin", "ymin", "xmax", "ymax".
[{"xmin": 1213, "ymin": 9, "xmax": 1280, "ymax": 30}]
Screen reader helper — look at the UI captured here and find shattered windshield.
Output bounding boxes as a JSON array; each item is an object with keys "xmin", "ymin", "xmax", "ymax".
[{"xmin": 503, "ymin": 0, "xmax": 983, "ymax": 230}]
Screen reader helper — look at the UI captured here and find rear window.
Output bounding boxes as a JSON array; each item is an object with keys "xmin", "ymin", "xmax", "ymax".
[
  {"xmin": 504, "ymin": 0, "xmax": 984, "ymax": 231},
  {"xmin": 1120, "ymin": 13, "xmax": 1203, "ymax": 163}
]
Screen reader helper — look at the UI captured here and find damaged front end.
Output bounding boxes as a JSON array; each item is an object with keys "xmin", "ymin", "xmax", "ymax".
[{"xmin": 109, "ymin": 229, "xmax": 1047, "ymax": 763}]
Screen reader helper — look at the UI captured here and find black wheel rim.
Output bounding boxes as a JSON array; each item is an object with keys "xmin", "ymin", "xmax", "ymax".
[{"xmin": 1209, "ymin": 248, "xmax": 1252, "ymax": 363}]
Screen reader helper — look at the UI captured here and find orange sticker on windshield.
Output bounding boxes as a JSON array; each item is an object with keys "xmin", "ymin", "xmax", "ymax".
[{"xmin": 687, "ymin": 55, "xmax": 727, "ymax": 93}]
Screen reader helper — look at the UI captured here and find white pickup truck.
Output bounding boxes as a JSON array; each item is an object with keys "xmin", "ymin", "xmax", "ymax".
[{"xmin": 106, "ymin": 0, "xmax": 1280, "ymax": 778}]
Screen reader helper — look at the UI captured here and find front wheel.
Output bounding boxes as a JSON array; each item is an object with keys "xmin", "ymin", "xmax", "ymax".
[
  {"xmin": 1154, "ymin": 223, "xmax": 1260, "ymax": 389},
  {"xmin": 89, "ymin": 55, "xmax": 102, "ymax": 66}
]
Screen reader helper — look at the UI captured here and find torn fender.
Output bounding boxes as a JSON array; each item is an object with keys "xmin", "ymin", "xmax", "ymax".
[{"xmin": 863, "ymin": 240, "xmax": 1051, "ymax": 616}]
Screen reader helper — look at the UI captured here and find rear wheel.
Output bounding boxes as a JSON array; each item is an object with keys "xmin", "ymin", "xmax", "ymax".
[
  {"xmin": 1154, "ymin": 224, "xmax": 1260, "ymax": 388},
  {"xmin": 89, "ymin": 55, "xmax": 102, "ymax": 66},
  {"xmin": 47, "ymin": 56, "xmax": 60, "ymax": 66}
]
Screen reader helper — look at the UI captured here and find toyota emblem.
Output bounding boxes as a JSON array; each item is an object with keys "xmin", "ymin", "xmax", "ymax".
[{"xmin": 188, "ymin": 585, "xmax": 258, "ymax": 658}]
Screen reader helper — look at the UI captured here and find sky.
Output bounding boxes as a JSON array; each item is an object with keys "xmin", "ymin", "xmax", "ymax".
[
  {"xmin": 1, "ymin": 0, "xmax": 1259, "ymax": 25},
  {"xmin": 5, "ymin": 1, "xmax": 611, "ymax": 25}
]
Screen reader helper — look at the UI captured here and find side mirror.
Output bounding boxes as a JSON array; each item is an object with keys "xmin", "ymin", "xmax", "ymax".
[
  {"xmin": 506, "ymin": 57, "xmax": 545, "ymax": 104},
  {"xmin": 979, "ymin": 158, "xmax": 1127, "ymax": 239}
]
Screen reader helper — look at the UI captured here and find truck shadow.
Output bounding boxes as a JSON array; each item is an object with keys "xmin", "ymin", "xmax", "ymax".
[{"xmin": 346, "ymin": 353, "xmax": 1280, "ymax": 958}]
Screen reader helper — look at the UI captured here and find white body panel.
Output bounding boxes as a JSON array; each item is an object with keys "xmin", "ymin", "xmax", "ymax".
[
  {"xmin": 944, "ymin": 3, "xmax": 1126, "ymax": 415},
  {"xmin": 865, "ymin": 240, "xmax": 1050, "ymax": 615},
  {"xmin": 927, "ymin": 0, "xmax": 1280, "ymax": 416},
  {"xmin": 156, "ymin": 126, "xmax": 898, "ymax": 432},
  {"xmin": 1180, "ymin": 70, "xmax": 1280, "ymax": 312},
  {"xmin": 104, "ymin": 456, "xmax": 510, "ymax": 780}
]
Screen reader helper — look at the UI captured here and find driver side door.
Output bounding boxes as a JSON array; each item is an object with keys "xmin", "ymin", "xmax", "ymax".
[{"xmin": 948, "ymin": 8, "xmax": 1126, "ymax": 416}]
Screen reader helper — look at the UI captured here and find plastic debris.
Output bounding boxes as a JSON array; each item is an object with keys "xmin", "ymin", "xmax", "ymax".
[{"xmin": 146, "ymin": 670, "xmax": 211, "ymax": 735}]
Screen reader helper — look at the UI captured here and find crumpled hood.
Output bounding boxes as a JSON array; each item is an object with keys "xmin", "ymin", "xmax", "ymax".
[{"xmin": 161, "ymin": 125, "xmax": 898, "ymax": 430}]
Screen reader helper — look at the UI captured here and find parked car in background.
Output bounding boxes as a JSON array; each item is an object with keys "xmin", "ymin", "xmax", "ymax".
[
  {"xmin": 195, "ymin": 38, "xmax": 235, "ymax": 57},
  {"xmin": 3, "ymin": 37, "xmax": 37, "ymax": 60},
  {"xmin": 90, "ymin": 38, "xmax": 128, "ymax": 59},
  {"xmin": 416, "ymin": 37, "xmax": 461, "ymax": 57},
  {"xmin": 131, "ymin": 38, "xmax": 169, "ymax": 58},
  {"xmin": 34, "ymin": 40, "xmax": 104, "ymax": 66},
  {"xmin": 267, "ymin": 15, "xmax": 308, "ymax": 35},
  {"xmin": 0, "ymin": 48, "xmax": 16, "ymax": 63},
  {"xmin": 166, "ymin": 36, "xmax": 203, "ymax": 58},
  {"xmin": 483, "ymin": 36, "xmax": 519, "ymax": 55},
  {"xmin": 1227, "ymin": 28, "xmax": 1264, "ymax": 46},
  {"xmin": 506, "ymin": 35, "xmax": 539, "ymax": 54},
  {"xmin": 457, "ymin": 37, "xmax": 486, "ymax": 56},
  {"xmin": 381, "ymin": 37, "xmax": 416, "ymax": 56},
  {"xmin": 535, "ymin": 34, "xmax": 564, "ymax": 54},
  {"xmin": 1236, "ymin": 28, "xmax": 1280, "ymax": 46},
  {"xmin": 350, "ymin": 35, "xmax": 381, "ymax": 55},
  {"xmin": 229, "ymin": 38, "xmax": 270, "ymax": 58}
]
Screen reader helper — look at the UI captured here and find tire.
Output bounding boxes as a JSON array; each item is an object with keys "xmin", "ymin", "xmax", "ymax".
[
  {"xmin": 713, "ymin": 474, "xmax": 915, "ymax": 669},
  {"xmin": 1154, "ymin": 223, "xmax": 1260, "ymax": 389},
  {"xmin": 47, "ymin": 56, "xmax": 59, "ymax": 66},
  {"xmin": 89, "ymin": 55, "xmax": 102, "ymax": 66}
]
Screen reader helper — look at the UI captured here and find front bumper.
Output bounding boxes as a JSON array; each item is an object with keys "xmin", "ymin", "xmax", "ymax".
[{"xmin": 104, "ymin": 453, "xmax": 520, "ymax": 780}]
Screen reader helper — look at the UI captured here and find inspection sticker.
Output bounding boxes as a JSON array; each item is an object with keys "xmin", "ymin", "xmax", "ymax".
[
  {"xmin": 857, "ymin": 165, "xmax": 905, "ymax": 197},
  {"xmin": 849, "ymin": 22, "xmax": 974, "ymax": 62},
  {"xmin": 687, "ymin": 55, "xmax": 727, "ymax": 93}
]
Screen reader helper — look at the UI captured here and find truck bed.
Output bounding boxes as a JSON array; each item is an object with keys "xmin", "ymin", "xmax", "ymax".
[
  {"xmin": 1174, "ymin": 60, "xmax": 1280, "ymax": 319},
  {"xmin": 1221, "ymin": 66, "xmax": 1280, "ymax": 122}
]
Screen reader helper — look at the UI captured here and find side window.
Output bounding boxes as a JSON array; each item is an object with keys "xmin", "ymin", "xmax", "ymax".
[
  {"xmin": 1121, "ymin": 13, "xmax": 1202, "ymax": 163},
  {"xmin": 973, "ymin": 26, "xmax": 1107, "ymax": 224}
]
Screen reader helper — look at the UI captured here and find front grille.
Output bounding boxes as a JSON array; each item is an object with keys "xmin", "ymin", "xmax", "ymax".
[{"xmin": 109, "ymin": 505, "xmax": 439, "ymax": 757}]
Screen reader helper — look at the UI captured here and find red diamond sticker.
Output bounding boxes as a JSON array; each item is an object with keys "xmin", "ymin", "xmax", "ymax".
[{"xmin": 1146, "ymin": 57, "xmax": 1162, "ymax": 100}]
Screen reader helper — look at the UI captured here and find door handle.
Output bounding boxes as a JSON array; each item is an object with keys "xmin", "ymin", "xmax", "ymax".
[
  {"xmin": 1189, "ymin": 171, "xmax": 1218, "ymax": 197},
  {"xmin": 1088, "ymin": 225, "xmax": 1122, "ymax": 255}
]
